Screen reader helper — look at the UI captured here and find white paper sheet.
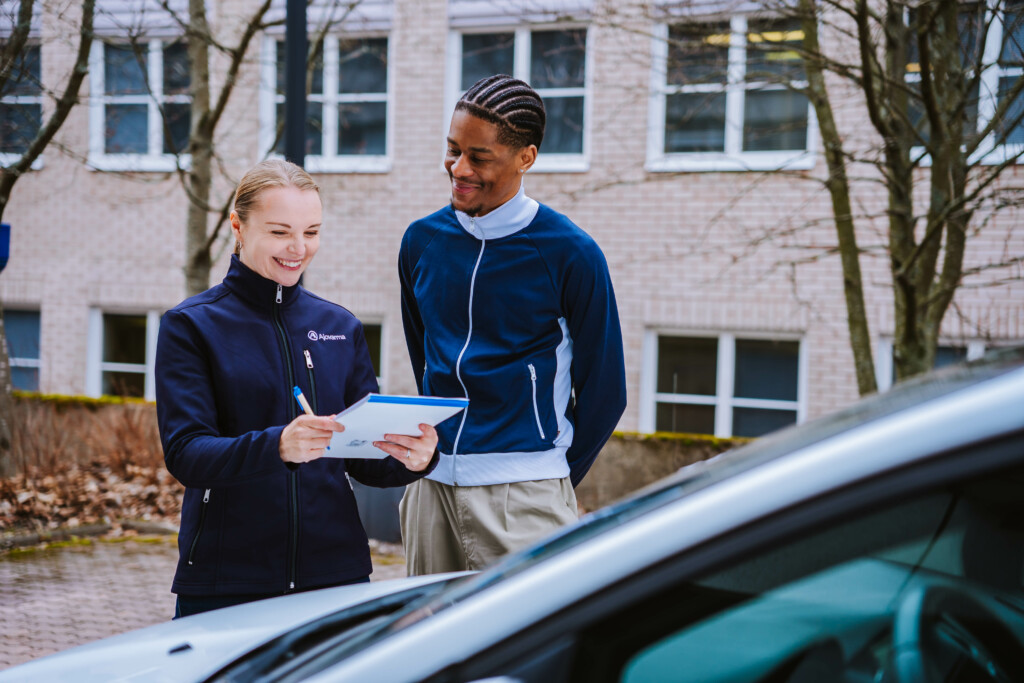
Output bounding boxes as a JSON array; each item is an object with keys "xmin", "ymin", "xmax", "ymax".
[{"xmin": 325, "ymin": 393, "xmax": 468, "ymax": 459}]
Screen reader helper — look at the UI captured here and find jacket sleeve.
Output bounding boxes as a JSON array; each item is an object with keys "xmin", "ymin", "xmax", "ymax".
[
  {"xmin": 562, "ymin": 241, "xmax": 627, "ymax": 487},
  {"xmin": 156, "ymin": 309, "xmax": 287, "ymax": 489},
  {"xmin": 343, "ymin": 321, "xmax": 438, "ymax": 487},
  {"xmin": 398, "ymin": 229, "xmax": 427, "ymax": 395}
]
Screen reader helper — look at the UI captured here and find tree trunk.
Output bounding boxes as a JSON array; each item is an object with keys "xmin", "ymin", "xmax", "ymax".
[
  {"xmin": 183, "ymin": 0, "xmax": 214, "ymax": 297},
  {"xmin": 799, "ymin": 0, "xmax": 877, "ymax": 395}
]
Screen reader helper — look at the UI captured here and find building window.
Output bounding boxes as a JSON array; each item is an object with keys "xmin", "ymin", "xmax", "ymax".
[
  {"xmin": 876, "ymin": 339, "xmax": 988, "ymax": 392},
  {"xmin": 88, "ymin": 39, "xmax": 190, "ymax": 172},
  {"xmin": 0, "ymin": 44, "xmax": 42, "ymax": 164},
  {"xmin": 452, "ymin": 27, "xmax": 589, "ymax": 171},
  {"xmin": 648, "ymin": 17, "xmax": 814, "ymax": 172},
  {"xmin": 263, "ymin": 35, "xmax": 391, "ymax": 173},
  {"xmin": 363, "ymin": 322, "xmax": 384, "ymax": 390},
  {"xmin": 86, "ymin": 310, "xmax": 160, "ymax": 400},
  {"xmin": 647, "ymin": 333, "xmax": 804, "ymax": 438},
  {"xmin": 5, "ymin": 309, "xmax": 41, "ymax": 391}
]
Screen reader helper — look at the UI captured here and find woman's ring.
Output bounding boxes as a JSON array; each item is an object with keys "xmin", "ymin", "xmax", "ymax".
[{"xmin": 406, "ymin": 448, "xmax": 411, "ymax": 459}]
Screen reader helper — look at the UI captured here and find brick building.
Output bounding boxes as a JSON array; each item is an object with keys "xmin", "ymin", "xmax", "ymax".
[{"xmin": 2, "ymin": 0, "xmax": 1022, "ymax": 439}]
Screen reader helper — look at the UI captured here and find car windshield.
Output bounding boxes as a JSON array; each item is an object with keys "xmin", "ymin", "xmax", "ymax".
[{"xmin": 278, "ymin": 349, "xmax": 1024, "ymax": 676}]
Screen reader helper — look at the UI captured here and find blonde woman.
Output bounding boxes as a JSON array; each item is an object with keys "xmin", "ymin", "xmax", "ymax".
[{"xmin": 156, "ymin": 160, "xmax": 437, "ymax": 618}]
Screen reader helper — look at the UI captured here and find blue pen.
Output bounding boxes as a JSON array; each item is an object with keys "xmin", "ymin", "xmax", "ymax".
[
  {"xmin": 293, "ymin": 386, "xmax": 329, "ymax": 450},
  {"xmin": 293, "ymin": 386, "xmax": 314, "ymax": 415}
]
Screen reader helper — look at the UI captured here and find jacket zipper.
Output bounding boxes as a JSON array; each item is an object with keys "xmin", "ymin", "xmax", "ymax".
[
  {"xmin": 528, "ymin": 364, "xmax": 546, "ymax": 440},
  {"xmin": 451, "ymin": 219, "xmax": 486, "ymax": 484},
  {"xmin": 187, "ymin": 488, "xmax": 211, "ymax": 566},
  {"xmin": 303, "ymin": 349, "xmax": 318, "ymax": 413},
  {"xmin": 272, "ymin": 283, "xmax": 300, "ymax": 591}
]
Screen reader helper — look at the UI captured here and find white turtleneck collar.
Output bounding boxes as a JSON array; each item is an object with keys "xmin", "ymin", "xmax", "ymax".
[{"xmin": 454, "ymin": 183, "xmax": 540, "ymax": 240}]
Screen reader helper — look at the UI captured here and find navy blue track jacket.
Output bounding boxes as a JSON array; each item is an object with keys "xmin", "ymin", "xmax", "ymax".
[
  {"xmin": 400, "ymin": 200, "xmax": 627, "ymax": 488},
  {"xmin": 156, "ymin": 256, "xmax": 433, "ymax": 596}
]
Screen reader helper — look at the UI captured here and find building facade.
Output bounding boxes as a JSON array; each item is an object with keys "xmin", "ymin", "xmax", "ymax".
[{"xmin": 2, "ymin": 0, "xmax": 1022, "ymax": 439}]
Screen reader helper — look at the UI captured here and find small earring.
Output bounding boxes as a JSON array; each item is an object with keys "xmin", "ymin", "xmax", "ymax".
[{"xmin": 518, "ymin": 168, "xmax": 525, "ymax": 174}]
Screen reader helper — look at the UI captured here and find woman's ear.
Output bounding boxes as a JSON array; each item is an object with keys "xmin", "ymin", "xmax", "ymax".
[{"xmin": 230, "ymin": 211, "xmax": 242, "ymax": 238}]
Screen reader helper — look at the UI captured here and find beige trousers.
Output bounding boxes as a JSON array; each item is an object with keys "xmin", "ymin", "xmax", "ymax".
[{"xmin": 399, "ymin": 477, "xmax": 578, "ymax": 575}]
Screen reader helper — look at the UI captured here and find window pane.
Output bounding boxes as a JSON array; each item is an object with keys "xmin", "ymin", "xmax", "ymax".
[
  {"xmin": 934, "ymin": 345, "xmax": 968, "ymax": 369},
  {"xmin": 5, "ymin": 310, "xmax": 41, "ymax": 359},
  {"xmin": 657, "ymin": 337, "xmax": 717, "ymax": 395},
  {"xmin": 105, "ymin": 104, "xmax": 148, "ymax": 154},
  {"xmin": 735, "ymin": 339, "xmax": 799, "ymax": 401},
  {"xmin": 746, "ymin": 19, "xmax": 805, "ymax": 82},
  {"xmin": 461, "ymin": 33, "xmax": 514, "ymax": 90},
  {"xmin": 102, "ymin": 371, "xmax": 145, "ymax": 398},
  {"xmin": 102, "ymin": 314, "xmax": 147, "ymax": 364},
  {"xmin": 276, "ymin": 40, "xmax": 323, "ymax": 96},
  {"xmin": 732, "ymin": 407, "xmax": 796, "ymax": 437},
  {"xmin": 275, "ymin": 101, "xmax": 322, "ymax": 156},
  {"xmin": 0, "ymin": 103, "xmax": 42, "ymax": 154},
  {"xmin": 656, "ymin": 403, "xmax": 715, "ymax": 435},
  {"xmin": 363, "ymin": 324, "xmax": 382, "ymax": 377},
  {"xmin": 530, "ymin": 29, "xmax": 586, "ymax": 89},
  {"xmin": 339, "ymin": 38, "xmax": 387, "ymax": 94},
  {"xmin": 12, "ymin": 367, "xmax": 39, "ymax": 392},
  {"xmin": 338, "ymin": 102, "xmax": 385, "ymax": 155},
  {"xmin": 163, "ymin": 102, "xmax": 191, "ymax": 154},
  {"xmin": 665, "ymin": 93, "xmax": 726, "ymax": 152},
  {"xmin": 541, "ymin": 96, "xmax": 583, "ymax": 154},
  {"xmin": 163, "ymin": 41, "xmax": 190, "ymax": 95},
  {"xmin": 1001, "ymin": 0, "xmax": 1024, "ymax": 65},
  {"xmin": 667, "ymin": 22, "xmax": 729, "ymax": 86},
  {"xmin": 996, "ymin": 76, "xmax": 1024, "ymax": 146},
  {"xmin": 3, "ymin": 44, "xmax": 41, "ymax": 96},
  {"xmin": 742, "ymin": 89, "xmax": 808, "ymax": 152},
  {"xmin": 105, "ymin": 43, "xmax": 148, "ymax": 95}
]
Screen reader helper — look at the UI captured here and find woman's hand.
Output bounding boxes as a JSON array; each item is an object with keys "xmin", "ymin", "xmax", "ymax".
[
  {"xmin": 374, "ymin": 424, "xmax": 438, "ymax": 472},
  {"xmin": 280, "ymin": 415, "xmax": 345, "ymax": 464}
]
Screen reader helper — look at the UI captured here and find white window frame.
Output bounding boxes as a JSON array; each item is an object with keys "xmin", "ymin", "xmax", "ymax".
[
  {"xmin": 640, "ymin": 330, "xmax": 808, "ymax": 437},
  {"xmin": 647, "ymin": 17, "xmax": 818, "ymax": 173},
  {"xmin": 0, "ymin": 43, "xmax": 45, "ymax": 169},
  {"xmin": 967, "ymin": 0, "xmax": 1023, "ymax": 164},
  {"xmin": 6, "ymin": 309, "xmax": 42, "ymax": 390},
  {"xmin": 86, "ymin": 309, "xmax": 161, "ymax": 400},
  {"xmin": 359, "ymin": 319, "xmax": 386, "ymax": 392},
  {"xmin": 88, "ymin": 39, "xmax": 191, "ymax": 173},
  {"xmin": 259, "ymin": 34, "xmax": 394, "ymax": 174},
  {"xmin": 445, "ymin": 25, "xmax": 593, "ymax": 173},
  {"xmin": 875, "ymin": 338, "xmax": 988, "ymax": 392}
]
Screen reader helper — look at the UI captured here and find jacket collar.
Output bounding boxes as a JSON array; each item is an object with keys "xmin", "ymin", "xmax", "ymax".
[
  {"xmin": 222, "ymin": 254, "xmax": 301, "ymax": 309},
  {"xmin": 454, "ymin": 184, "xmax": 540, "ymax": 240}
]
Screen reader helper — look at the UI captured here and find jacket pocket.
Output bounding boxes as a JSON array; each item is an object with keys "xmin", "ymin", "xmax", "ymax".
[
  {"xmin": 187, "ymin": 488, "xmax": 211, "ymax": 566},
  {"xmin": 527, "ymin": 363, "xmax": 546, "ymax": 441}
]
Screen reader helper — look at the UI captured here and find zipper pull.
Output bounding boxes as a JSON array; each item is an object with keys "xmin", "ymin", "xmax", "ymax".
[
  {"xmin": 275, "ymin": 284, "xmax": 282, "ymax": 304},
  {"xmin": 304, "ymin": 349, "xmax": 313, "ymax": 369},
  {"xmin": 529, "ymin": 364, "xmax": 537, "ymax": 381},
  {"xmin": 203, "ymin": 488, "xmax": 210, "ymax": 503}
]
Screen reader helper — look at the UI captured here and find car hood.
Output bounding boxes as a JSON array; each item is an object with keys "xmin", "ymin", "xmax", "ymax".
[{"xmin": 0, "ymin": 574, "xmax": 459, "ymax": 683}]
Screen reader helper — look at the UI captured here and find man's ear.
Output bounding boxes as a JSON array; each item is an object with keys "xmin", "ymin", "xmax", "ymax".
[{"xmin": 519, "ymin": 145, "xmax": 538, "ymax": 173}]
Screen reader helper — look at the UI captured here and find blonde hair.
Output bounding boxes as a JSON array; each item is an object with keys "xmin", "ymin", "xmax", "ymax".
[{"xmin": 233, "ymin": 159, "xmax": 321, "ymax": 255}]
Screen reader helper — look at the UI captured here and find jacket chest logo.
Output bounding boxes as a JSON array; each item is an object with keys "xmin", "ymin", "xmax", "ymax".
[{"xmin": 308, "ymin": 330, "xmax": 347, "ymax": 342}]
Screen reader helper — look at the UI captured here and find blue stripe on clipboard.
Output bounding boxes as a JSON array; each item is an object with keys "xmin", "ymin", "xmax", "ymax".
[{"xmin": 366, "ymin": 395, "xmax": 468, "ymax": 408}]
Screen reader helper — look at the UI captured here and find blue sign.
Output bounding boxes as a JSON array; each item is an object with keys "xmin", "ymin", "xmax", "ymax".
[{"xmin": 0, "ymin": 223, "xmax": 8, "ymax": 274}]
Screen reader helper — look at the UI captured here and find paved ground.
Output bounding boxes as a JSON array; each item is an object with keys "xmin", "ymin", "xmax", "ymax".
[{"xmin": 0, "ymin": 536, "xmax": 407, "ymax": 671}]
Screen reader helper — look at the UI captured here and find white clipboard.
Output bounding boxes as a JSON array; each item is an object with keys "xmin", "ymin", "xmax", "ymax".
[{"xmin": 325, "ymin": 393, "xmax": 468, "ymax": 459}]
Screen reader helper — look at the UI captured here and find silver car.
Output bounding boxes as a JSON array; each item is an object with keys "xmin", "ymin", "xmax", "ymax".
[{"xmin": 7, "ymin": 347, "xmax": 1024, "ymax": 682}]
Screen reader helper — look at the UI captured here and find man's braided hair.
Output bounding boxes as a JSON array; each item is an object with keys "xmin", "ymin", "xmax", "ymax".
[{"xmin": 456, "ymin": 74, "xmax": 546, "ymax": 150}]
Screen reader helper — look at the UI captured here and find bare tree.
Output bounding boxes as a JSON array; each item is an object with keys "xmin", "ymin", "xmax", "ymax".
[
  {"xmin": 0, "ymin": 0, "xmax": 94, "ymax": 473},
  {"xmin": 789, "ymin": 0, "xmax": 1024, "ymax": 390}
]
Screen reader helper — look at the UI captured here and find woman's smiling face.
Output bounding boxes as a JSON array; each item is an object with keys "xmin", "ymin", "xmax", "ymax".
[{"xmin": 231, "ymin": 185, "xmax": 323, "ymax": 287}]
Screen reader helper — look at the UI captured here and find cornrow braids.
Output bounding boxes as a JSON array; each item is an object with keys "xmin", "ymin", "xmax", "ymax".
[{"xmin": 456, "ymin": 74, "xmax": 546, "ymax": 150}]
